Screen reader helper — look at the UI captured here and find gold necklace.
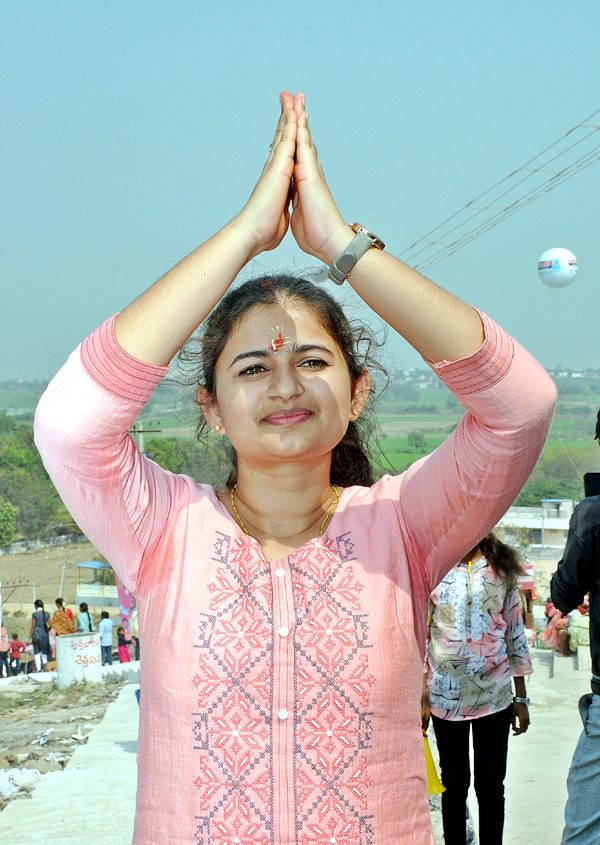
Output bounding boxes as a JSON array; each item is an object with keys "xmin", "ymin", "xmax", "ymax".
[{"xmin": 230, "ymin": 483, "xmax": 340, "ymax": 538}]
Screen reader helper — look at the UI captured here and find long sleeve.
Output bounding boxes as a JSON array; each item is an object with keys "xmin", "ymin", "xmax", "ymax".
[
  {"xmin": 551, "ymin": 497, "xmax": 600, "ymax": 676},
  {"xmin": 394, "ymin": 310, "xmax": 556, "ymax": 592},
  {"xmin": 551, "ymin": 498, "xmax": 600, "ymax": 613},
  {"xmin": 35, "ymin": 315, "xmax": 172, "ymax": 592}
]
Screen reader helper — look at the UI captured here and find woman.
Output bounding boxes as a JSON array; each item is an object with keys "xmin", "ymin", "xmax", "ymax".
[
  {"xmin": 57, "ymin": 596, "xmax": 74, "ymax": 625},
  {"xmin": 35, "ymin": 92, "xmax": 555, "ymax": 844},
  {"xmin": 0, "ymin": 628, "xmax": 9, "ymax": 678},
  {"xmin": 76, "ymin": 602, "xmax": 96, "ymax": 633},
  {"xmin": 27, "ymin": 599, "xmax": 51, "ymax": 672},
  {"xmin": 50, "ymin": 597, "xmax": 75, "ymax": 636},
  {"xmin": 422, "ymin": 533, "xmax": 532, "ymax": 845}
]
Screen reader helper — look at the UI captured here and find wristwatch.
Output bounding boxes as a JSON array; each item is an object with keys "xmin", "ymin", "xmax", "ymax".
[
  {"xmin": 513, "ymin": 696, "xmax": 530, "ymax": 706},
  {"xmin": 328, "ymin": 223, "xmax": 385, "ymax": 285}
]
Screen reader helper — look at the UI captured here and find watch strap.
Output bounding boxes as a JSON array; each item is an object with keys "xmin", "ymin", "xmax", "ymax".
[{"xmin": 328, "ymin": 231, "xmax": 375, "ymax": 285}]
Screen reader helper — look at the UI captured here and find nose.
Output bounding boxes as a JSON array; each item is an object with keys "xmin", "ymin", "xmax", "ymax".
[{"xmin": 268, "ymin": 361, "xmax": 305, "ymax": 401}]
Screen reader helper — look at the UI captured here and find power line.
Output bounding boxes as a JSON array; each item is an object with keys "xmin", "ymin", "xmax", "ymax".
[{"xmin": 401, "ymin": 108, "xmax": 600, "ymax": 272}]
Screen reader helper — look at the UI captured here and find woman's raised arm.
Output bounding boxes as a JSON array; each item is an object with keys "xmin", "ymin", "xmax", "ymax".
[
  {"xmin": 290, "ymin": 102, "xmax": 484, "ymax": 364},
  {"xmin": 114, "ymin": 95, "xmax": 299, "ymax": 365}
]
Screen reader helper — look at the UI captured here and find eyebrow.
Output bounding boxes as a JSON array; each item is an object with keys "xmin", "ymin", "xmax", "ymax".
[{"xmin": 228, "ymin": 343, "xmax": 335, "ymax": 369}]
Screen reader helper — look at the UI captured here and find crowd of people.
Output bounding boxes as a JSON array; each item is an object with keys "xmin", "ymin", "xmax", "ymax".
[{"xmin": 0, "ymin": 597, "xmax": 139, "ymax": 676}]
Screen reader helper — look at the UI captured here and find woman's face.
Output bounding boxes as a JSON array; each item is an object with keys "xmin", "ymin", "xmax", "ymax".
[{"xmin": 201, "ymin": 302, "xmax": 370, "ymax": 472}]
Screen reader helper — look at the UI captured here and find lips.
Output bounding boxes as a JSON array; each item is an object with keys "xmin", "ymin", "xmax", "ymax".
[{"xmin": 262, "ymin": 408, "xmax": 313, "ymax": 426}]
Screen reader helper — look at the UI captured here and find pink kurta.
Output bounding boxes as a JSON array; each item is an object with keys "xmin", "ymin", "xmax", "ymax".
[{"xmin": 34, "ymin": 312, "xmax": 556, "ymax": 844}]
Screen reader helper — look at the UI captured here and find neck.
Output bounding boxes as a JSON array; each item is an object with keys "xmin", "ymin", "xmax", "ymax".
[
  {"xmin": 461, "ymin": 546, "xmax": 482, "ymax": 564},
  {"xmin": 219, "ymin": 457, "xmax": 339, "ymax": 557}
]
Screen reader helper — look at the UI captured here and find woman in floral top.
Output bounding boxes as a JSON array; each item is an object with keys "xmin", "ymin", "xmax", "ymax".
[{"xmin": 422, "ymin": 532, "xmax": 532, "ymax": 845}]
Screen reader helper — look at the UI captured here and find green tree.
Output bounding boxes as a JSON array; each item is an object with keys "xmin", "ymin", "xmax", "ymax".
[
  {"xmin": 407, "ymin": 430, "xmax": 426, "ymax": 454},
  {"xmin": 0, "ymin": 414, "xmax": 78, "ymax": 539},
  {"xmin": 145, "ymin": 437, "xmax": 226, "ymax": 487},
  {"xmin": 0, "ymin": 496, "xmax": 17, "ymax": 547}
]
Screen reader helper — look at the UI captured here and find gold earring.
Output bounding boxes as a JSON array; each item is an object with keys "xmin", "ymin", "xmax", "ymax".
[
  {"xmin": 352, "ymin": 408, "xmax": 358, "ymax": 415},
  {"xmin": 215, "ymin": 424, "xmax": 221, "ymax": 431}
]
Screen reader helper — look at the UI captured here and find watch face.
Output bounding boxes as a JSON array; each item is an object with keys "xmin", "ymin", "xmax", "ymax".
[{"xmin": 349, "ymin": 223, "xmax": 385, "ymax": 250}]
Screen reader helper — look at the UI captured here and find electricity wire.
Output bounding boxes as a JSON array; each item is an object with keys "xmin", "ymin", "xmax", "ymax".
[{"xmin": 401, "ymin": 107, "xmax": 600, "ymax": 272}]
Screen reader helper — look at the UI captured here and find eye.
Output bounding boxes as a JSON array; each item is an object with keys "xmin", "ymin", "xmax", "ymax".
[
  {"xmin": 239, "ymin": 363, "xmax": 267, "ymax": 376},
  {"xmin": 299, "ymin": 358, "xmax": 328, "ymax": 370}
]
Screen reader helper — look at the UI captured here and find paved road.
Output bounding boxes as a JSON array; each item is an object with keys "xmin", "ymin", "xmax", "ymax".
[
  {"xmin": 0, "ymin": 682, "xmax": 138, "ymax": 844},
  {"xmin": 429, "ymin": 648, "xmax": 591, "ymax": 844}
]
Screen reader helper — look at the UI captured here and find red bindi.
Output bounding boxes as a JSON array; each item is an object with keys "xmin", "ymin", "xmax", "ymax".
[
  {"xmin": 270, "ymin": 331, "xmax": 286, "ymax": 352},
  {"xmin": 269, "ymin": 326, "xmax": 290, "ymax": 353}
]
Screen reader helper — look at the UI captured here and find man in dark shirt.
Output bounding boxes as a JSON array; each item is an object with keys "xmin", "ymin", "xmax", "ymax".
[{"xmin": 551, "ymin": 410, "xmax": 600, "ymax": 844}]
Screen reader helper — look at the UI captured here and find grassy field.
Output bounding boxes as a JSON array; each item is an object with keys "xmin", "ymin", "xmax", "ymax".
[{"xmin": 2, "ymin": 371, "xmax": 600, "ymax": 482}]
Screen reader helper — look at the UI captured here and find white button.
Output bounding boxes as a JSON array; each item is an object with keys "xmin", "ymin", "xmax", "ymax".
[
  {"xmin": 326, "ymin": 628, "xmax": 332, "ymax": 635},
  {"xmin": 232, "ymin": 730, "xmax": 239, "ymax": 737},
  {"xmin": 278, "ymin": 708, "xmax": 288, "ymax": 720},
  {"xmin": 330, "ymin": 839, "xmax": 336, "ymax": 844},
  {"xmin": 237, "ymin": 631, "xmax": 244, "ymax": 638},
  {"xmin": 326, "ymin": 729, "xmax": 333, "ymax": 737},
  {"xmin": 234, "ymin": 839, "xmax": 240, "ymax": 844},
  {"xmin": 275, "ymin": 568, "xmax": 285, "ymax": 578},
  {"xmin": 279, "ymin": 626, "xmax": 290, "ymax": 638}
]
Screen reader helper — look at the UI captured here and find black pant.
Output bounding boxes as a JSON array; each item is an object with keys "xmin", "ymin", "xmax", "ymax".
[{"xmin": 432, "ymin": 706, "xmax": 512, "ymax": 845}]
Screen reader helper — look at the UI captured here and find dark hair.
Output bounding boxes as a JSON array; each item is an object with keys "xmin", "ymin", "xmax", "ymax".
[
  {"xmin": 34, "ymin": 599, "xmax": 44, "ymax": 610},
  {"xmin": 595, "ymin": 408, "xmax": 600, "ymax": 440},
  {"xmin": 479, "ymin": 532, "xmax": 525, "ymax": 578},
  {"xmin": 178, "ymin": 275, "xmax": 387, "ymax": 488},
  {"xmin": 101, "ymin": 611, "xmax": 109, "ymax": 619},
  {"xmin": 56, "ymin": 597, "xmax": 65, "ymax": 608},
  {"xmin": 80, "ymin": 602, "xmax": 93, "ymax": 630},
  {"xmin": 12, "ymin": 633, "xmax": 18, "ymax": 639},
  {"xmin": 117, "ymin": 626, "xmax": 125, "ymax": 634}
]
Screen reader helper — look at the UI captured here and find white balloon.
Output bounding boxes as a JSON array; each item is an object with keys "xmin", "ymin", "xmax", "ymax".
[{"xmin": 538, "ymin": 247, "xmax": 578, "ymax": 288}]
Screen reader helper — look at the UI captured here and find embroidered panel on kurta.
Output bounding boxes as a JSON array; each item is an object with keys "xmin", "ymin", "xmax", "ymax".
[{"xmin": 191, "ymin": 530, "xmax": 375, "ymax": 845}]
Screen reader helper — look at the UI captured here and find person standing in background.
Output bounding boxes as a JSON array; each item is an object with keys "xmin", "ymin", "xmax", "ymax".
[
  {"xmin": 50, "ymin": 597, "xmax": 75, "ymax": 636},
  {"xmin": 551, "ymin": 409, "xmax": 600, "ymax": 843},
  {"xmin": 0, "ymin": 628, "xmax": 9, "ymax": 678},
  {"xmin": 27, "ymin": 599, "xmax": 52, "ymax": 672},
  {"xmin": 117, "ymin": 626, "xmax": 131, "ymax": 663},
  {"xmin": 422, "ymin": 533, "xmax": 532, "ymax": 845},
  {"xmin": 98, "ymin": 610, "xmax": 114, "ymax": 665},
  {"xmin": 9, "ymin": 633, "xmax": 25, "ymax": 675},
  {"xmin": 129, "ymin": 597, "xmax": 140, "ymax": 660},
  {"xmin": 56, "ymin": 597, "xmax": 74, "ymax": 626},
  {"xmin": 76, "ymin": 602, "xmax": 96, "ymax": 633}
]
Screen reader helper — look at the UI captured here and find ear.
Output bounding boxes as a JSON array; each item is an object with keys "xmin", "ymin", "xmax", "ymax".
[
  {"xmin": 349, "ymin": 369, "xmax": 372, "ymax": 421},
  {"xmin": 196, "ymin": 386, "xmax": 226, "ymax": 435}
]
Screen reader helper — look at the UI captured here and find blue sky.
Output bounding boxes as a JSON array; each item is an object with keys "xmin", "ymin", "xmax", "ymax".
[{"xmin": 2, "ymin": 1, "xmax": 599, "ymax": 380}]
